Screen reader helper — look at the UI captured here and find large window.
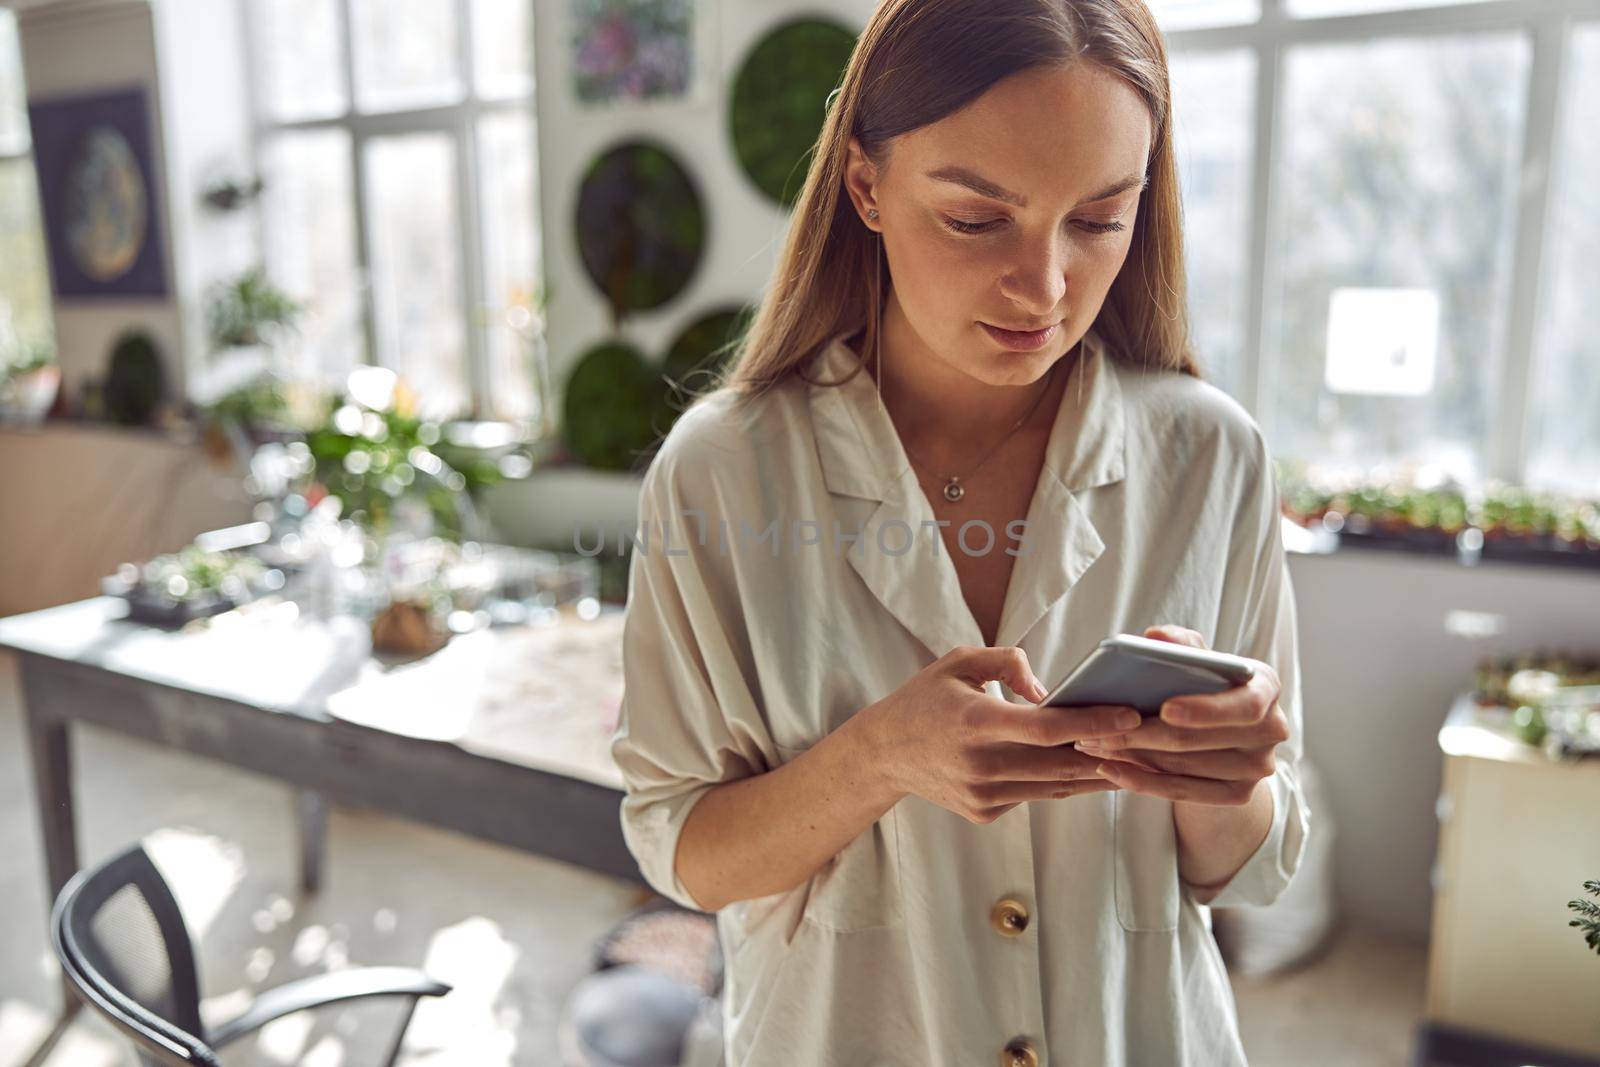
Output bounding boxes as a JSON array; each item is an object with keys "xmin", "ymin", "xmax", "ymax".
[
  {"xmin": 250, "ymin": 0, "xmax": 541, "ymax": 421},
  {"xmin": 1526, "ymin": 23, "xmax": 1600, "ymax": 496},
  {"xmin": 1157, "ymin": 0, "xmax": 1596, "ymax": 494},
  {"xmin": 0, "ymin": 8, "xmax": 52, "ymax": 356}
]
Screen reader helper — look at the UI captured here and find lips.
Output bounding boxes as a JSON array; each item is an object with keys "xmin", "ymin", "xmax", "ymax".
[{"xmin": 980, "ymin": 320, "xmax": 1062, "ymax": 351}]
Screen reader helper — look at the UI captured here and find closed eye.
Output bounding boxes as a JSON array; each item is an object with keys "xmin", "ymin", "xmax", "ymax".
[{"xmin": 940, "ymin": 216, "xmax": 1128, "ymax": 237}]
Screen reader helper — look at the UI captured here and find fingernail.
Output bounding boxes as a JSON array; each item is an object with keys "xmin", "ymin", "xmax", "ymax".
[
  {"xmin": 1116, "ymin": 710, "xmax": 1141, "ymax": 729},
  {"xmin": 1162, "ymin": 702, "xmax": 1187, "ymax": 723},
  {"xmin": 1094, "ymin": 762, "xmax": 1119, "ymax": 778}
]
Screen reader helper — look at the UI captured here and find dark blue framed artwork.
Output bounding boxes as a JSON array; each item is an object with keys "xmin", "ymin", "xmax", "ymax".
[{"xmin": 28, "ymin": 86, "xmax": 168, "ymax": 298}]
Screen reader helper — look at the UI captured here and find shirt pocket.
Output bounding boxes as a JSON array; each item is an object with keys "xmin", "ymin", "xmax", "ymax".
[
  {"xmin": 773, "ymin": 740, "xmax": 905, "ymax": 933},
  {"xmin": 1112, "ymin": 790, "xmax": 1180, "ymax": 932}
]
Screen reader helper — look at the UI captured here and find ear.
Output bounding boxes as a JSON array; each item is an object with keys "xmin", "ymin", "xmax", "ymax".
[{"xmin": 841, "ymin": 136, "xmax": 883, "ymax": 233}]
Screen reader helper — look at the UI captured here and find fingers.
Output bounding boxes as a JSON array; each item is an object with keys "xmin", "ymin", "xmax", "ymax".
[
  {"xmin": 1158, "ymin": 672, "xmax": 1274, "ymax": 728},
  {"xmin": 965, "ymin": 742, "xmax": 1109, "ymax": 782},
  {"xmin": 976, "ymin": 702, "xmax": 1144, "ymax": 746},
  {"xmin": 943, "ymin": 645, "xmax": 1048, "ymax": 702},
  {"xmin": 1084, "ymin": 705, "xmax": 1290, "ymax": 752},
  {"xmin": 962, "ymin": 777, "xmax": 1121, "ymax": 823},
  {"xmin": 1091, "ymin": 761, "xmax": 1260, "ymax": 806},
  {"xmin": 1142, "ymin": 624, "xmax": 1207, "ymax": 649},
  {"xmin": 1075, "ymin": 743, "xmax": 1277, "ymax": 781}
]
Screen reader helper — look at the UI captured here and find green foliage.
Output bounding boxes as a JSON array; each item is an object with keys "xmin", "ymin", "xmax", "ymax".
[
  {"xmin": 1569, "ymin": 880, "xmax": 1600, "ymax": 957},
  {"xmin": 1275, "ymin": 461, "xmax": 1600, "ymax": 546},
  {"xmin": 1, "ymin": 340, "xmax": 55, "ymax": 380},
  {"xmin": 729, "ymin": 18, "xmax": 857, "ymax": 207},
  {"xmin": 301, "ymin": 393, "xmax": 504, "ymax": 542},
  {"xmin": 104, "ymin": 331, "xmax": 165, "ymax": 426},
  {"xmin": 561, "ymin": 306, "xmax": 754, "ymax": 472},
  {"xmin": 205, "ymin": 374, "xmax": 292, "ymax": 432},
  {"xmin": 206, "ymin": 267, "xmax": 302, "ymax": 350},
  {"xmin": 561, "ymin": 341, "xmax": 663, "ymax": 472}
]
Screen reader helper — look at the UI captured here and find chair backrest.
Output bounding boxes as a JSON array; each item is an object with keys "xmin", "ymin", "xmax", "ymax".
[{"xmin": 50, "ymin": 842, "xmax": 222, "ymax": 1067}]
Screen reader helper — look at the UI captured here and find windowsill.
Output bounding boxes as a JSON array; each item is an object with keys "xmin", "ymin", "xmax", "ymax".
[{"xmin": 1283, "ymin": 517, "xmax": 1600, "ymax": 573}]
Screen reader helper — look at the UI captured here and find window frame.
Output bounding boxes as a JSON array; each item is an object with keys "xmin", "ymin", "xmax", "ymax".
[
  {"xmin": 1163, "ymin": 0, "xmax": 1587, "ymax": 487},
  {"xmin": 241, "ymin": 0, "xmax": 538, "ymax": 419}
]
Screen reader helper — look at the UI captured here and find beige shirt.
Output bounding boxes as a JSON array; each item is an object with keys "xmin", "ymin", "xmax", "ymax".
[{"xmin": 610, "ymin": 327, "xmax": 1310, "ymax": 1066}]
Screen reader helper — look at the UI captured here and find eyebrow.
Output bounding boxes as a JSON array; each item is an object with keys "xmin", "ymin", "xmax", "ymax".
[{"xmin": 924, "ymin": 165, "xmax": 1148, "ymax": 208}]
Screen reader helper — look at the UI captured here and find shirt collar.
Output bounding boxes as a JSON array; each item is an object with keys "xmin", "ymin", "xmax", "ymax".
[{"xmin": 804, "ymin": 326, "xmax": 1126, "ymax": 656}]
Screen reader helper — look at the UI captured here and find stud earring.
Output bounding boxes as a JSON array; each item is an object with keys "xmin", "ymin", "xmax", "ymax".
[{"xmin": 866, "ymin": 208, "xmax": 878, "ymax": 221}]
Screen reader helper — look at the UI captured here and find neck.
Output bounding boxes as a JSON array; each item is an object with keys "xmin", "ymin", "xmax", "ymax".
[{"xmin": 856, "ymin": 289, "xmax": 1069, "ymax": 469}]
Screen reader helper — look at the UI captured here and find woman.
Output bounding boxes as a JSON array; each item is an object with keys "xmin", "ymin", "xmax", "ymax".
[{"xmin": 609, "ymin": 0, "xmax": 1309, "ymax": 1063}]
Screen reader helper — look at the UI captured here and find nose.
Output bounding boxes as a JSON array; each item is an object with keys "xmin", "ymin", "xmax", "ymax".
[{"xmin": 996, "ymin": 231, "xmax": 1069, "ymax": 319}]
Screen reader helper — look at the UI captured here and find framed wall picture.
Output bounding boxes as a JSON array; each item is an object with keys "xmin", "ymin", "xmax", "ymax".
[{"xmin": 28, "ymin": 86, "xmax": 169, "ymax": 298}]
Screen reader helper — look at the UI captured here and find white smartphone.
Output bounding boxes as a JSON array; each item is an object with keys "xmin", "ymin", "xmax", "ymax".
[{"xmin": 1041, "ymin": 633, "xmax": 1255, "ymax": 716}]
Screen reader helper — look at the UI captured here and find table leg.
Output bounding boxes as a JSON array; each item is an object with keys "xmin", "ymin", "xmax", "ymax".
[
  {"xmin": 20, "ymin": 663, "xmax": 82, "ymax": 1020},
  {"xmin": 297, "ymin": 789, "xmax": 327, "ymax": 895}
]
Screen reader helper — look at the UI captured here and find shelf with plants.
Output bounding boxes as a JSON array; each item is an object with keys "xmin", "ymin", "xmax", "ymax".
[{"xmin": 1277, "ymin": 462, "xmax": 1600, "ymax": 571}]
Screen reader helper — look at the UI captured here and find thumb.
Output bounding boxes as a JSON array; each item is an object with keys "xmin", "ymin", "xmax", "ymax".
[{"xmin": 1143, "ymin": 624, "xmax": 1207, "ymax": 650}]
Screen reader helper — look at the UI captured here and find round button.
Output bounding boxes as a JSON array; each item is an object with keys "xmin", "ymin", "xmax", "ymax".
[
  {"xmin": 991, "ymin": 897, "xmax": 1030, "ymax": 937},
  {"xmin": 1001, "ymin": 1039, "xmax": 1039, "ymax": 1067}
]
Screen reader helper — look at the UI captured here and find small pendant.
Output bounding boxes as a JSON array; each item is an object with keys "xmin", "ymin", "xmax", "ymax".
[{"xmin": 943, "ymin": 478, "xmax": 964, "ymax": 503}]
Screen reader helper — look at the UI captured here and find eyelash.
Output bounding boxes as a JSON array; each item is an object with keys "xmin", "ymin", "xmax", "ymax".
[{"xmin": 941, "ymin": 217, "xmax": 1127, "ymax": 237}]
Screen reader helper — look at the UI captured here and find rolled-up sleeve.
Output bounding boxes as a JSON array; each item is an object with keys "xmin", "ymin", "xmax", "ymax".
[
  {"xmin": 1199, "ymin": 430, "xmax": 1312, "ymax": 910},
  {"xmin": 608, "ymin": 421, "xmax": 776, "ymax": 913}
]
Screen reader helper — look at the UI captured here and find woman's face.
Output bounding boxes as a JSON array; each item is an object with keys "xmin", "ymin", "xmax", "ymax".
[{"xmin": 846, "ymin": 60, "xmax": 1154, "ymax": 386}]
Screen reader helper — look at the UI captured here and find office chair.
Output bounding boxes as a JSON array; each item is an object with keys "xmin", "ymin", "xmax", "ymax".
[{"xmin": 50, "ymin": 841, "xmax": 451, "ymax": 1067}]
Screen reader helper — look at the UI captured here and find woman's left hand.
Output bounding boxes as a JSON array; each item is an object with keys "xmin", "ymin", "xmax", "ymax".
[{"xmin": 1070, "ymin": 624, "xmax": 1288, "ymax": 807}]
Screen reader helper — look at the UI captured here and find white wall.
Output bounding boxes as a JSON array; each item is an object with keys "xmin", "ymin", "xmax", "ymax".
[
  {"xmin": 14, "ymin": 0, "xmax": 256, "ymax": 401},
  {"xmin": 17, "ymin": 0, "xmax": 183, "ymax": 398},
  {"xmin": 530, "ymin": 0, "xmax": 874, "ymax": 391},
  {"xmin": 1288, "ymin": 549, "xmax": 1600, "ymax": 938}
]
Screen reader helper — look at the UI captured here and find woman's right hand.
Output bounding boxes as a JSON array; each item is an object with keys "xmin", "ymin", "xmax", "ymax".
[{"xmin": 862, "ymin": 644, "xmax": 1144, "ymax": 823}]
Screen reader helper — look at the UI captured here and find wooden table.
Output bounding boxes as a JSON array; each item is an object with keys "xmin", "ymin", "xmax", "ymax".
[
  {"xmin": 1, "ymin": 594, "xmax": 643, "ymax": 1022},
  {"xmin": 1419, "ymin": 693, "xmax": 1600, "ymax": 1065}
]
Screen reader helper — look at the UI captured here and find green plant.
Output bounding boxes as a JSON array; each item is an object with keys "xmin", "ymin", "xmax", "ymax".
[
  {"xmin": 104, "ymin": 331, "xmax": 166, "ymax": 426},
  {"xmin": 1570, "ymin": 880, "xmax": 1600, "ymax": 956},
  {"xmin": 2, "ymin": 340, "xmax": 55, "ymax": 381},
  {"xmin": 301, "ymin": 386, "xmax": 511, "ymax": 541},
  {"xmin": 206, "ymin": 267, "xmax": 302, "ymax": 350}
]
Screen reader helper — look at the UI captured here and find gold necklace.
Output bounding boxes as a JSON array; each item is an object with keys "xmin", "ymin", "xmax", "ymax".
[{"xmin": 897, "ymin": 359, "xmax": 1060, "ymax": 503}]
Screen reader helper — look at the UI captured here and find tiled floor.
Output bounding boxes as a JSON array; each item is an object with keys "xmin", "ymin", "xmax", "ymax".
[{"xmin": 0, "ymin": 651, "xmax": 1426, "ymax": 1066}]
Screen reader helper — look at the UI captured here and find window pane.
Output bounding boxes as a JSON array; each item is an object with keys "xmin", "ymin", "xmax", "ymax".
[
  {"xmin": 0, "ymin": 8, "xmax": 28, "ymax": 155},
  {"xmin": 365, "ymin": 133, "xmax": 467, "ymax": 417},
  {"xmin": 256, "ymin": 0, "xmax": 347, "ymax": 122},
  {"xmin": 1266, "ymin": 35, "xmax": 1529, "ymax": 484},
  {"xmin": 1290, "ymin": 0, "xmax": 1492, "ymax": 20},
  {"xmin": 0, "ymin": 160, "xmax": 53, "ymax": 351},
  {"xmin": 1527, "ymin": 25, "xmax": 1600, "ymax": 494},
  {"xmin": 472, "ymin": 0, "xmax": 534, "ymax": 100},
  {"xmin": 1170, "ymin": 49, "xmax": 1255, "ymax": 400},
  {"xmin": 477, "ymin": 110, "xmax": 541, "ymax": 421},
  {"xmin": 263, "ymin": 130, "xmax": 363, "ymax": 387},
  {"xmin": 350, "ymin": 0, "xmax": 462, "ymax": 113},
  {"xmin": 1150, "ymin": 0, "xmax": 1258, "ymax": 31}
]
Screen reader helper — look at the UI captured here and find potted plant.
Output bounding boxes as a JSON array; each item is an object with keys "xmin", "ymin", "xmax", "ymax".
[
  {"xmin": 0, "ymin": 341, "xmax": 61, "ymax": 424},
  {"xmin": 206, "ymin": 266, "xmax": 302, "ymax": 354}
]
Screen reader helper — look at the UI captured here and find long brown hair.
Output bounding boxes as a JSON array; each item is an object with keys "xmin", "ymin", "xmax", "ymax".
[{"xmin": 693, "ymin": 0, "xmax": 1196, "ymax": 413}]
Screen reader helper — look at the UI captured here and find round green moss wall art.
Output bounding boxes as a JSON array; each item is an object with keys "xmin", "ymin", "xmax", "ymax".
[
  {"xmin": 561, "ymin": 341, "xmax": 665, "ymax": 471},
  {"xmin": 574, "ymin": 141, "xmax": 706, "ymax": 324},
  {"xmin": 730, "ymin": 18, "xmax": 858, "ymax": 208},
  {"xmin": 561, "ymin": 306, "xmax": 756, "ymax": 472},
  {"xmin": 662, "ymin": 305, "xmax": 755, "ymax": 411}
]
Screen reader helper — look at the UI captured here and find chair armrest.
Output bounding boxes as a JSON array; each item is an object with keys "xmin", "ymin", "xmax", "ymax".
[{"xmin": 209, "ymin": 967, "xmax": 451, "ymax": 1048}]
